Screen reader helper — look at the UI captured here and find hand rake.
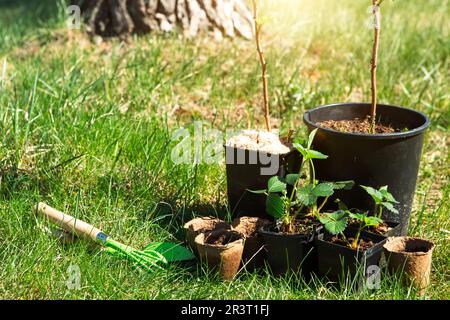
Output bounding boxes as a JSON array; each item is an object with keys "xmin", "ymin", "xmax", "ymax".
[{"xmin": 35, "ymin": 202, "xmax": 195, "ymax": 272}]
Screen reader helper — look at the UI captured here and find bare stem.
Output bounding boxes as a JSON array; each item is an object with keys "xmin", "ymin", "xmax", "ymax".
[
  {"xmin": 370, "ymin": 0, "xmax": 381, "ymax": 133},
  {"xmin": 251, "ymin": 0, "xmax": 271, "ymax": 132}
]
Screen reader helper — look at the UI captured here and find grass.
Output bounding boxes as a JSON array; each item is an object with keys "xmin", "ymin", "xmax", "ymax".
[{"xmin": 0, "ymin": 0, "xmax": 448, "ymax": 299}]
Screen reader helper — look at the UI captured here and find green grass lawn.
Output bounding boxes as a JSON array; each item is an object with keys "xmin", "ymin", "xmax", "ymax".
[{"xmin": 0, "ymin": 0, "xmax": 448, "ymax": 299}]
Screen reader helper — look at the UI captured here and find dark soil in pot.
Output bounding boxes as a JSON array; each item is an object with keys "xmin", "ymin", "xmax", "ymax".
[
  {"xmin": 383, "ymin": 236, "xmax": 434, "ymax": 294},
  {"xmin": 225, "ymin": 130, "xmax": 301, "ymax": 219},
  {"xmin": 348, "ymin": 220, "xmax": 401, "ymax": 237},
  {"xmin": 195, "ymin": 229, "xmax": 244, "ymax": 281},
  {"xmin": 316, "ymin": 230, "xmax": 387, "ymax": 283},
  {"xmin": 259, "ymin": 218, "xmax": 322, "ymax": 276},
  {"xmin": 232, "ymin": 216, "xmax": 271, "ymax": 271},
  {"xmin": 303, "ymin": 103, "xmax": 430, "ymax": 235}
]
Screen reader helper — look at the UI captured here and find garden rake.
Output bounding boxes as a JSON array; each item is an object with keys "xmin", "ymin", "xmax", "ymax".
[{"xmin": 35, "ymin": 202, "xmax": 194, "ymax": 272}]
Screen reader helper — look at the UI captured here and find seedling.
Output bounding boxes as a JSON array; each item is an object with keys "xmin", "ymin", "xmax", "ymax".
[
  {"xmin": 250, "ymin": 129, "xmax": 354, "ymax": 233},
  {"xmin": 318, "ymin": 210, "xmax": 382, "ymax": 250},
  {"xmin": 251, "ymin": 0, "xmax": 271, "ymax": 132},
  {"xmin": 361, "ymin": 185, "xmax": 399, "ymax": 218},
  {"xmin": 369, "ymin": 0, "xmax": 385, "ymax": 133}
]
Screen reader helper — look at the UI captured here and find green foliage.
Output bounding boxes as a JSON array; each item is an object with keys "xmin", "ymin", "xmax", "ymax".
[
  {"xmin": 266, "ymin": 193, "xmax": 286, "ymax": 219},
  {"xmin": 318, "ymin": 210, "xmax": 349, "ymax": 235},
  {"xmin": 267, "ymin": 176, "xmax": 287, "ymax": 193},
  {"xmin": 361, "ymin": 185, "xmax": 399, "ymax": 215}
]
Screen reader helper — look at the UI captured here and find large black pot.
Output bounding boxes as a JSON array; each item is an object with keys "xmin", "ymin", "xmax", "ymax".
[
  {"xmin": 225, "ymin": 146, "xmax": 301, "ymax": 219},
  {"xmin": 303, "ymin": 103, "xmax": 430, "ymax": 235},
  {"xmin": 259, "ymin": 224, "xmax": 322, "ymax": 276}
]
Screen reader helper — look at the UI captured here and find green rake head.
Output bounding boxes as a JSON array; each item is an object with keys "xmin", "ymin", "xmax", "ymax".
[{"xmin": 105, "ymin": 239, "xmax": 195, "ymax": 272}]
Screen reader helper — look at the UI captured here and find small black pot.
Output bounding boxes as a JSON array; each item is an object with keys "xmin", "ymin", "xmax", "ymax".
[
  {"xmin": 303, "ymin": 103, "xmax": 430, "ymax": 235},
  {"xmin": 316, "ymin": 230, "xmax": 387, "ymax": 282},
  {"xmin": 259, "ymin": 224, "xmax": 322, "ymax": 276},
  {"xmin": 225, "ymin": 146, "xmax": 301, "ymax": 219}
]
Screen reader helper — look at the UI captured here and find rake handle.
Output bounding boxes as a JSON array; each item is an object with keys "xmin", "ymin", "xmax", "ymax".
[{"xmin": 35, "ymin": 202, "xmax": 106, "ymax": 243}]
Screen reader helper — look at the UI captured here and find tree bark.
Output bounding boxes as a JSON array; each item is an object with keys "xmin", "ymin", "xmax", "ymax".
[{"xmin": 73, "ymin": 0, "xmax": 254, "ymax": 39}]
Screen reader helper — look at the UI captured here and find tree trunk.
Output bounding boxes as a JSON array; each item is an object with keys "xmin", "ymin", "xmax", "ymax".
[{"xmin": 74, "ymin": 0, "xmax": 254, "ymax": 39}]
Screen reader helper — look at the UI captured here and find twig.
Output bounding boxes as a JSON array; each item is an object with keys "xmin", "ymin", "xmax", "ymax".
[
  {"xmin": 370, "ymin": 0, "xmax": 382, "ymax": 133},
  {"xmin": 251, "ymin": 0, "xmax": 271, "ymax": 132}
]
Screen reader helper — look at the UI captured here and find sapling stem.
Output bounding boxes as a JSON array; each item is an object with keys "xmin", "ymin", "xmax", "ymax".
[
  {"xmin": 317, "ymin": 196, "xmax": 329, "ymax": 213},
  {"xmin": 369, "ymin": 0, "xmax": 382, "ymax": 133},
  {"xmin": 251, "ymin": 0, "xmax": 271, "ymax": 132}
]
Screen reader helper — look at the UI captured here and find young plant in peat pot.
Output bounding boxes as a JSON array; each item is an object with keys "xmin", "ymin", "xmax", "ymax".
[
  {"xmin": 253, "ymin": 129, "xmax": 354, "ymax": 275},
  {"xmin": 225, "ymin": 0, "xmax": 300, "ymax": 218},
  {"xmin": 316, "ymin": 209, "xmax": 387, "ymax": 283},
  {"xmin": 303, "ymin": 0, "xmax": 430, "ymax": 235}
]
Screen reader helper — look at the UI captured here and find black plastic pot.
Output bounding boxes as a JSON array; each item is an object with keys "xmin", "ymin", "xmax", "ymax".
[
  {"xmin": 259, "ymin": 224, "xmax": 322, "ymax": 276},
  {"xmin": 316, "ymin": 230, "xmax": 387, "ymax": 282},
  {"xmin": 303, "ymin": 103, "xmax": 430, "ymax": 235},
  {"xmin": 225, "ymin": 146, "xmax": 301, "ymax": 219}
]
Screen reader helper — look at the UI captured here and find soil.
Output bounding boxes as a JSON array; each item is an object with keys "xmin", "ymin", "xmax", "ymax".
[
  {"xmin": 330, "ymin": 236, "xmax": 375, "ymax": 251},
  {"xmin": 318, "ymin": 116, "xmax": 397, "ymax": 134},
  {"xmin": 267, "ymin": 217, "xmax": 319, "ymax": 235},
  {"xmin": 225, "ymin": 130, "xmax": 292, "ymax": 154},
  {"xmin": 205, "ymin": 230, "xmax": 242, "ymax": 246},
  {"xmin": 232, "ymin": 216, "xmax": 271, "ymax": 238},
  {"xmin": 349, "ymin": 220, "xmax": 392, "ymax": 235}
]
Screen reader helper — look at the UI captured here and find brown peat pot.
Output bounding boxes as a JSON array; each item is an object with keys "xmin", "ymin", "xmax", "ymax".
[
  {"xmin": 183, "ymin": 217, "xmax": 231, "ymax": 255},
  {"xmin": 232, "ymin": 216, "xmax": 271, "ymax": 271},
  {"xmin": 259, "ymin": 223, "xmax": 323, "ymax": 276},
  {"xmin": 225, "ymin": 146, "xmax": 301, "ymax": 219},
  {"xmin": 304, "ymin": 103, "xmax": 430, "ymax": 235},
  {"xmin": 195, "ymin": 229, "xmax": 244, "ymax": 281},
  {"xmin": 316, "ymin": 230, "xmax": 387, "ymax": 282},
  {"xmin": 383, "ymin": 236, "xmax": 434, "ymax": 294}
]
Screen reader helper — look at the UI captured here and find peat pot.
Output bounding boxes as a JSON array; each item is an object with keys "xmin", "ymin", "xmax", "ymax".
[
  {"xmin": 195, "ymin": 230, "xmax": 244, "ymax": 281},
  {"xmin": 383, "ymin": 236, "xmax": 434, "ymax": 294},
  {"xmin": 303, "ymin": 103, "xmax": 430, "ymax": 235}
]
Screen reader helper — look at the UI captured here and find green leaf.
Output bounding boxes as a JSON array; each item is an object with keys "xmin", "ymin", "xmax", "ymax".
[
  {"xmin": 307, "ymin": 128, "xmax": 319, "ymax": 148},
  {"xmin": 363, "ymin": 216, "xmax": 383, "ymax": 227},
  {"xmin": 296, "ymin": 185, "xmax": 317, "ymax": 206},
  {"xmin": 285, "ymin": 174, "xmax": 300, "ymax": 186},
  {"xmin": 293, "ymin": 143, "xmax": 308, "ymax": 158},
  {"xmin": 360, "ymin": 185, "xmax": 383, "ymax": 203},
  {"xmin": 379, "ymin": 186, "xmax": 398, "ymax": 203},
  {"xmin": 305, "ymin": 149, "xmax": 328, "ymax": 160},
  {"xmin": 331, "ymin": 180, "xmax": 355, "ymax": 190},
  {"xmin": 247, "ymin": 189, "xmax": 267, "ymax": 194},
  {"xmin": 381, "ymin": 201, "xmax": 399, "ymax": 214},
  {"xmin": 349, "ymin": 212, "xmax": 366, "ymax": 221},
  {"xmin": 319, "ymin": 210, "xmax": 349, "ymax": 235},
  {"xmin": 266, "ymin": 193, "xmax": 286, "ymax": 219},
  {"xmin": 313, "ymin": 182, "xmax": 335, "ymax": 197},
  {"xmin": 267, "ymin": 176, "xmax": 286, "ymax": 193},
  {"xmin": 143, "ymin": 242, "xmax": 195, "ymax": 263}
]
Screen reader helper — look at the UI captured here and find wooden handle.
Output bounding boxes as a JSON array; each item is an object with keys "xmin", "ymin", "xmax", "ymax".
[{"xmin": 35, "ymin": 202, "xmax": 107, "ymax": 243}]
